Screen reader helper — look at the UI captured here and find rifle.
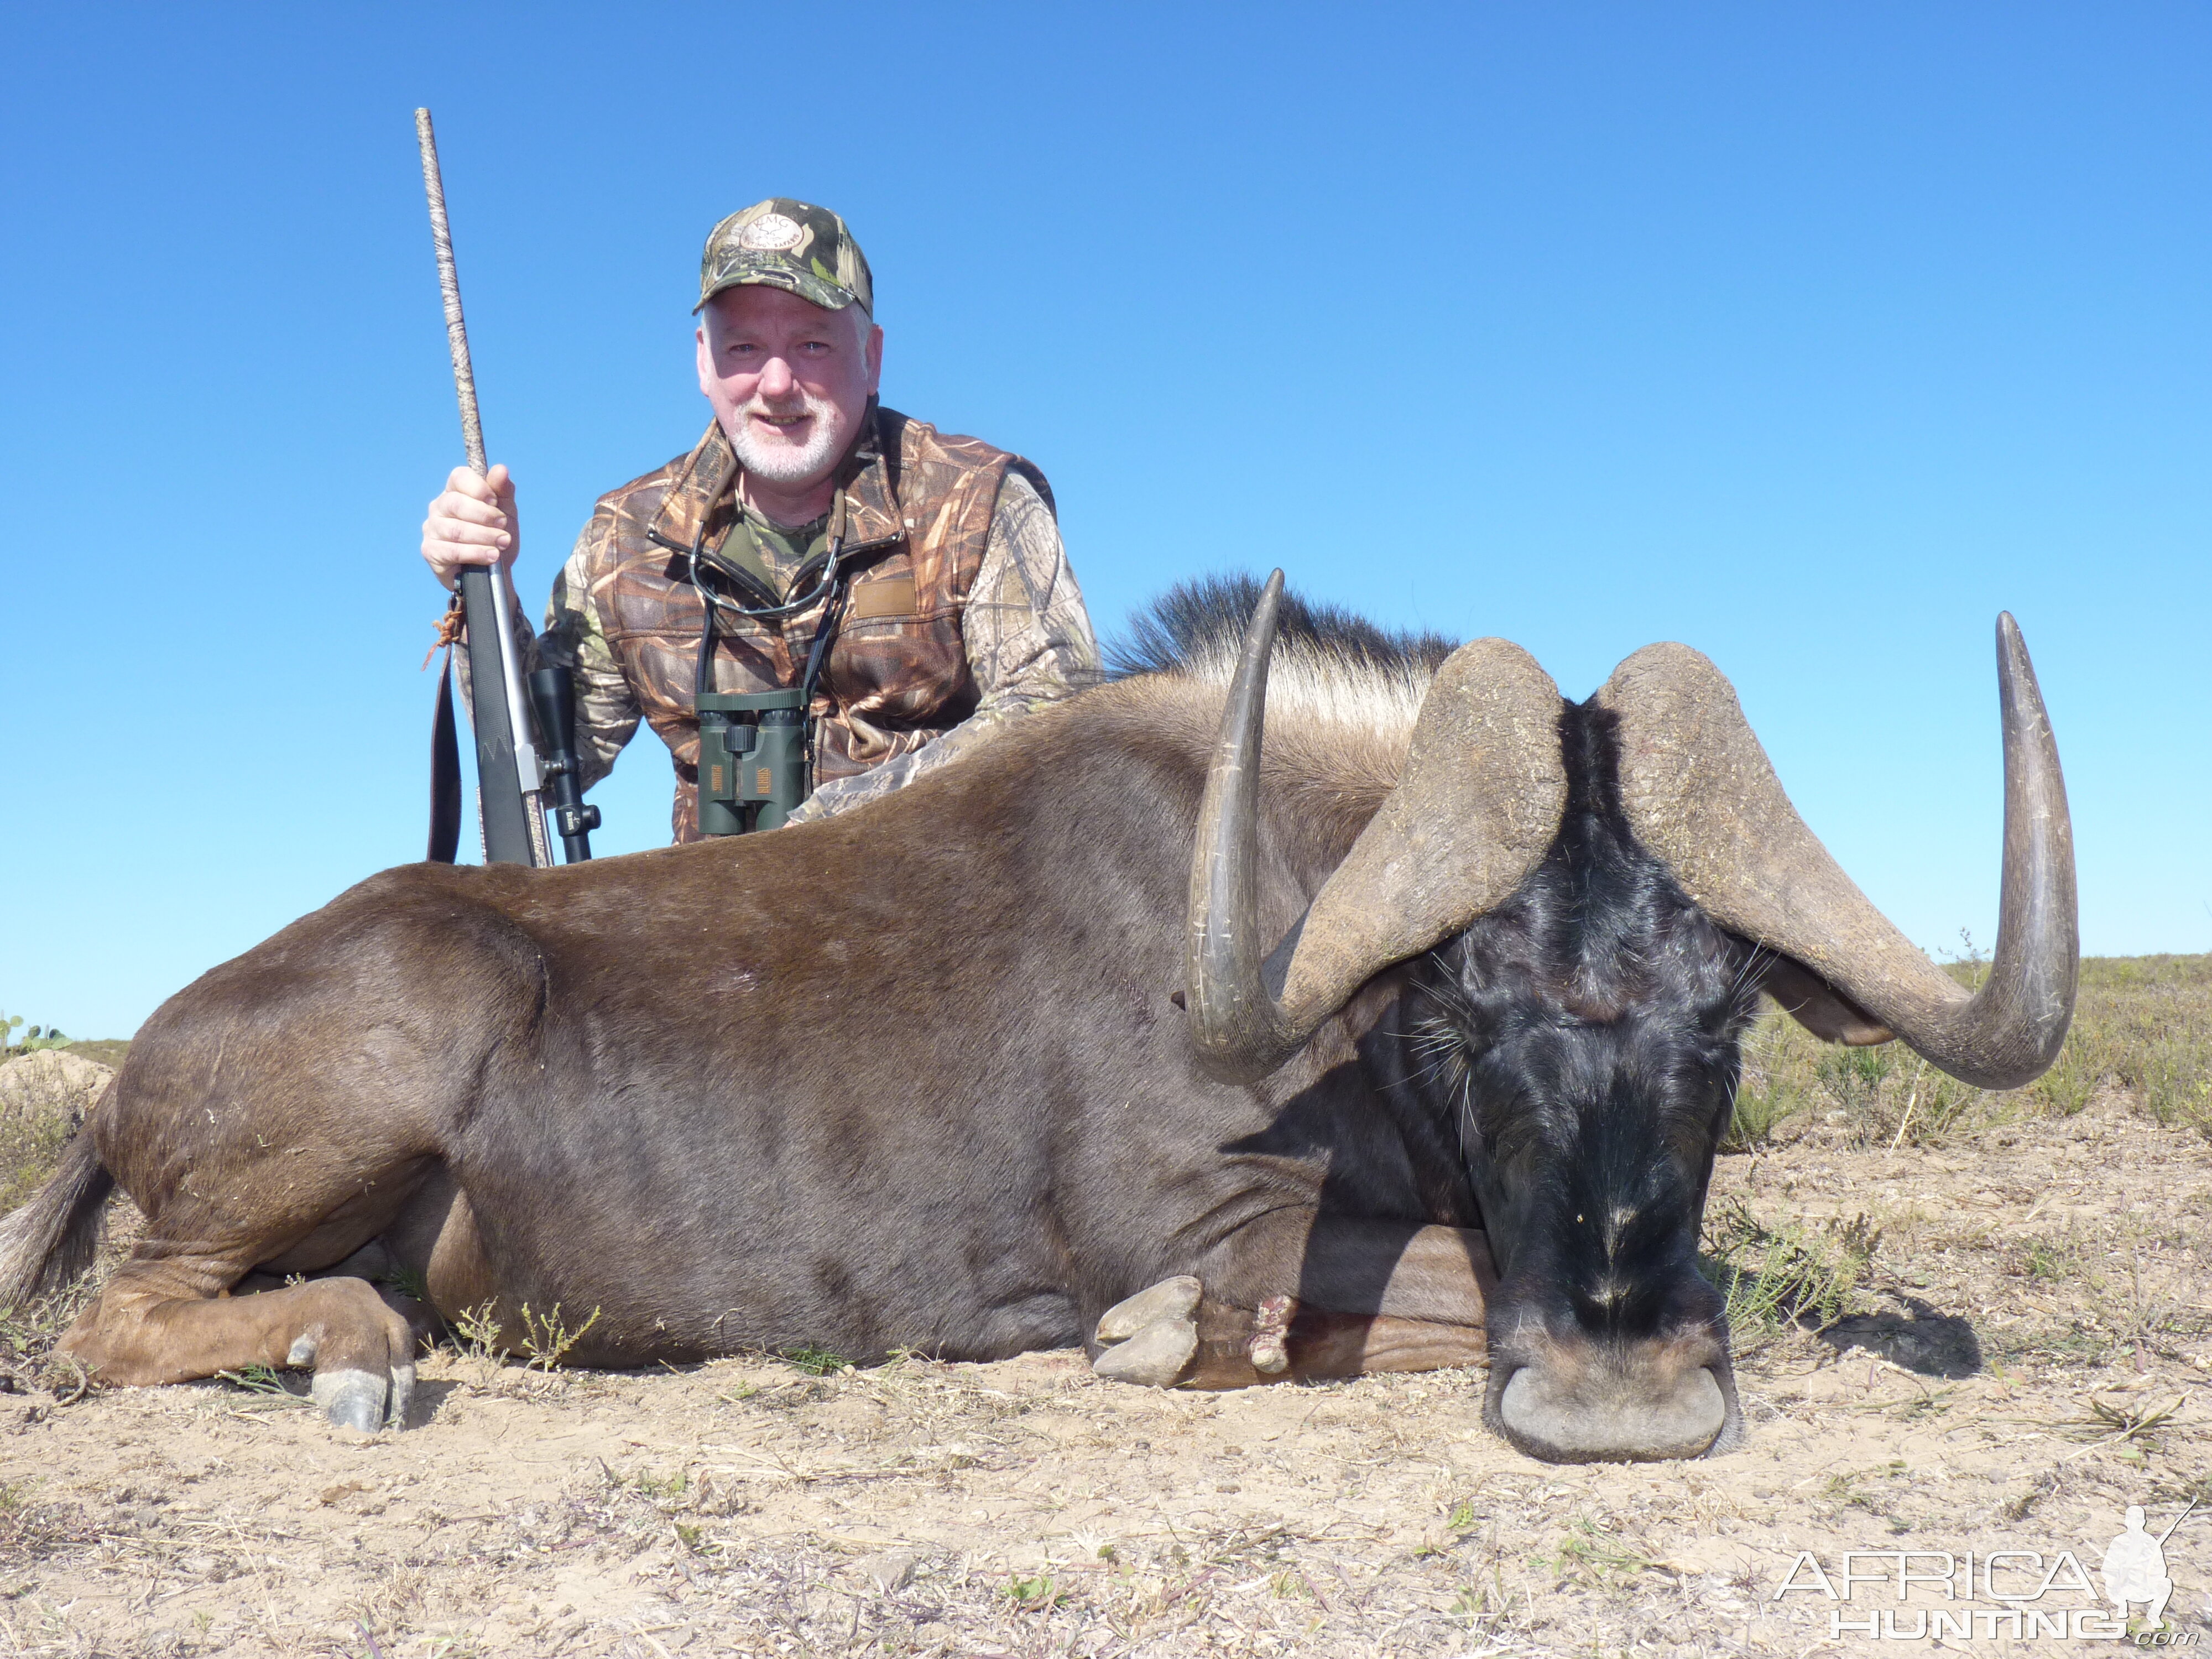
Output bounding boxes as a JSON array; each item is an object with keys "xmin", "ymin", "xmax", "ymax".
[{"xmin": 414, "ymin": 107, "xmax": 558, "ymax": 868}]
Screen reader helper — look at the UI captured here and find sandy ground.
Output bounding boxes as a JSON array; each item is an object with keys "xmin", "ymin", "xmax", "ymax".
[{"xmin": 3, "ymin": 1093, "xmax": 2210, "ymax": 1658}]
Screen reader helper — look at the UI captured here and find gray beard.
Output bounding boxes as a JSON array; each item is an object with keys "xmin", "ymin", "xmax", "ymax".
[{"xmin": 726, "ymin": 393, "xmax": 849, "ymax": 487}]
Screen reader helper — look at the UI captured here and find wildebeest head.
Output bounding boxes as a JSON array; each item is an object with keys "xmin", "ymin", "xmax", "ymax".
[{"xmin": 1182, "ymin": 573, "xmax": 2075, "ymax": 1462}]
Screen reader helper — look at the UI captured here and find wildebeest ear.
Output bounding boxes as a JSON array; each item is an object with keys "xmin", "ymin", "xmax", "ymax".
[{"xmin": 1754, "ymin": 952, "xmax": 1895, "ymax": 1046}]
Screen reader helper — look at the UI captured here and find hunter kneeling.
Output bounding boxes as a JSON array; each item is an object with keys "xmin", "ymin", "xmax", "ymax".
[{"xmin": 420, "ymin": 197, "xmax": 1100, "ymax": 838}]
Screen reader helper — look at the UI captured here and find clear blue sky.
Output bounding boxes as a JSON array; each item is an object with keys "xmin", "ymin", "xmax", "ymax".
[{"xmin": 4, "ymin": 4, "xmax": 2206, "ymax": 1038}]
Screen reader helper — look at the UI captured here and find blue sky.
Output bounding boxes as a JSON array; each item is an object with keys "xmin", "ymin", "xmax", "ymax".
[{"xmin": 4, "ymin": 4, "xmax": 2206, "ymax": 1037}]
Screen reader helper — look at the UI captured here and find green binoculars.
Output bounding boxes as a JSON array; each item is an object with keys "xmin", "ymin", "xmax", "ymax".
[{"xmin": 697, "ymin": 688, "xmax": 810, "ymax": 834}]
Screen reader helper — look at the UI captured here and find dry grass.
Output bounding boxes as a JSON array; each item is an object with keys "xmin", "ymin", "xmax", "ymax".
[
  {"xmin": 0, "ymin": 1041, "xmax": 131, "ymax": 1398},
  {"xmin": 0, "ymin": 1106, "xmax": 72, "ymax": 1217},
  {"xmin": 0, "ymin": 1038, "xmax": 122, "ymax": 1213},
  {"xmin": 2042, "ymin": 954, "xmax": 2212, "ymax": 1125},
  {"xmin": 1728, "ymin": 953, "xmax": 2212, "ymax": 1154}
]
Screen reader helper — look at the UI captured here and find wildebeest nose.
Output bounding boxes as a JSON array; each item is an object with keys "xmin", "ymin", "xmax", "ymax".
[{"xmin": 1490, "ymin": 1341, "xmax": 1735, "ymax": 1464}]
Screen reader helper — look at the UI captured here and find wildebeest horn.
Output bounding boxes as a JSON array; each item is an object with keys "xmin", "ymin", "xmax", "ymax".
[
  {"xmin": 1185, "ymin": 571, "xmax": 1569, "ymax": 1084},
  {"xmin": 1595, "ymin": 614, "xmax": 2077, "ymax": 1090}
]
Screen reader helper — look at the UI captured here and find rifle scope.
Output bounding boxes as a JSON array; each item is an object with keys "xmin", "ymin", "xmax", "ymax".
[{"xmin": 528, "ymin": 667, "xmax": 601, "ymax": 862}]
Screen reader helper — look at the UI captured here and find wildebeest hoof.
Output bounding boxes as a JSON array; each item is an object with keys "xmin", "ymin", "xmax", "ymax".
[
  {"xmin": 1093, "ymin": 1316, "xmax": 1197, "ymax": 1386},
  {"xmin": 1095, "ymin": 1276, "xmax": 1201, "ymax": 1344},
  {"xmin": 1093, "ymin": 1276, "xmax": 1202, "ymax": 1387},
  {"xmin": 385, "ymin": 1361, "xmax": 416, "ymax": 1429},
  {"xmin": 311, "ymin": 1368, "xmax": 390, "ymax": 1432},
  {"xmin": 1249, "ymin": 1293, "xmax": 1295, "ymax": 1374}
]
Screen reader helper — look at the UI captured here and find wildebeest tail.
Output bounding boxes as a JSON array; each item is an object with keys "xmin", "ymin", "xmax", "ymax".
[{"xmin": 0, "ymin": 1097, "xmax": 116, "ymax": 1307}]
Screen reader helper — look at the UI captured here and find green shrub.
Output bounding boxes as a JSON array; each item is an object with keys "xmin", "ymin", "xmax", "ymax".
[
  {"xmin": 1703, "ymin": 1200, "xmax": 1879, "ymax": 1348},
  {"xmin": 0, "ymin": 1013, "xmax": 74, "ymax": 1058}
]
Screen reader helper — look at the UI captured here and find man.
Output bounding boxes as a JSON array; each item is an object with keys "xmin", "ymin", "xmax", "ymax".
[
  {"xmin": 2101, "ymin": 1506, "xmax": 2176, "ymax": 1629},
  {"xmin": 421, "ymin": 198, "xmax": 1099, "ymax": 839}
]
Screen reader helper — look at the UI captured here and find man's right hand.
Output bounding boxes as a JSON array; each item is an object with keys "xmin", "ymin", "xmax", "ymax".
[{"xmin": 421, "ymin": 463, "xmax": 519, "ymax": 591}]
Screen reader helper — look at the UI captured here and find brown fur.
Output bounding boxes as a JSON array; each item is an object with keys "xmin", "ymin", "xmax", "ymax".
[{"xmin": 11, "ymin": 670, "xmax": 1494, "ymax": 1416}]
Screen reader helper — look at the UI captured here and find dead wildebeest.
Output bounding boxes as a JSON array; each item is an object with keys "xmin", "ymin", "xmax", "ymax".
[{"xmin": 1, "ymin": 572, "xmax": 2074, "ymax": 1462}]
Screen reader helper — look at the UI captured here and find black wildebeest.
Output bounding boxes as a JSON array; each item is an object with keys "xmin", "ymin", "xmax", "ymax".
[{"xmin": 1, "ymin": 573, "xmax": 2074, "ymax": 1462}]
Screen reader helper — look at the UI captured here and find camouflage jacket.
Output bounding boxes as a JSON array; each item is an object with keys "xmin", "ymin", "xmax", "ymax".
[{"xmin": 508, "ymin": 406, "xmax": 1099, "ymax": 841}]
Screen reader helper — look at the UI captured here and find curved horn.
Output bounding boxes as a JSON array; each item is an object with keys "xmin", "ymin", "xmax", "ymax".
[
  {"xmin": 1185, "ymin": 571, "xmax": 1569, "ymax": 1084},
  {"xmin": 1596, "ymin": 614, "xmax": 2077, "ymax": 1090}
]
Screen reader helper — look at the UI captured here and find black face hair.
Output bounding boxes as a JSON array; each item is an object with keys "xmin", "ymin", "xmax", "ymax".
[{"xmin": 1407, "ymin": 699, "xmax": 1765, "ymax": 1324}]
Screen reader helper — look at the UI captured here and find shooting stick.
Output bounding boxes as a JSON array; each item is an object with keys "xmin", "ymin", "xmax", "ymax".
[
  {"xmin": 2157, "ymin": 1496, "xmax": 2197, "ymax": 1547},
  {"xmin": 415, "ymin": 107, "xmax": 552, "ymax": 868}
]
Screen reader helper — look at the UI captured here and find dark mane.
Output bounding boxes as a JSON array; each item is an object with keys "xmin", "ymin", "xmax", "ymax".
[{"xmin": 1105, "ymin": 573, "xmax": 1460, "ymax": 681}]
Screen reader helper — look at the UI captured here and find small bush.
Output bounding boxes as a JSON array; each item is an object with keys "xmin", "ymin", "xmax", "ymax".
[
  {"xmin": 1702, "ymin": 1199, "xmax": 1879, "ymax": 1348},
  {"xmin": 782, "ymin": 1344, "xmax": 848, "ymax": 1376},
  {"xmin": 1721, "ymin": 1079, "xmax": 1797, "ymax": 1152},
  {"xmin": 2029, "ymin": 1036, "xmax": 2103, "ymax": 1115},
  {"xmin": 0, "ymin": 1014, "xmax": 74, "ymax": 1058},
  {"xmin": 1723, "ymin": 1020, "xmax": 1804, "ymax": 1151},
  {"xmin": 1817, "ymin": 1043, "xmax": 1895, "ymax": 1114},
  {"xmin": 517, "ymin": 1302, "xmax": 602, "ymax": 1370}
]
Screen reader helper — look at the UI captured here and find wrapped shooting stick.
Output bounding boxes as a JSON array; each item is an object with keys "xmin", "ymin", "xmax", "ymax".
[{"xmin": 415, "ymin": 106, "xmax": 552, "ymax": 868}]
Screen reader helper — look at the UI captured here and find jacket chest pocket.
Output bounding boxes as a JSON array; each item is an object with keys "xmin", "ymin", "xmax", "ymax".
[
  {"xmin": 847, "ymin": 571, "xmax": 917, "ymax": 621},
  {"xmin": 828, "ymin": 608, "xmax": 971, "ymax": 722}
]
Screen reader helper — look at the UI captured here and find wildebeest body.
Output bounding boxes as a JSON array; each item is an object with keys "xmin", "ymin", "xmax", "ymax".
[
  {"xmin": 81, "ymin": 680, "xmax": 1470, "ymax": 1374},
  {"xmin": 6, "ymin": 575, "xmax": 2075, "ymax": 1461}
]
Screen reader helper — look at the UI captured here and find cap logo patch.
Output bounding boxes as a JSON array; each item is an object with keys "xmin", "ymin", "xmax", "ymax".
[{"xmin": 738, "ymin": 213, "xmax": 804, "ymax": 252}]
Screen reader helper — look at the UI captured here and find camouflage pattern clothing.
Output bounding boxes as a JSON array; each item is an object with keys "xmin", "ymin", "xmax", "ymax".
[
  {"xmin": 503, "ymin": 405, "xmax": 1098, "ymax": 841},
  {"xmin": 695, "ymin": 198, "xmax": 873, "ymax": 315}
]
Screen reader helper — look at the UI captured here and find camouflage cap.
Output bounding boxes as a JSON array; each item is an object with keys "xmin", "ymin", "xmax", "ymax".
[{"xmin": 695, "ymin": 199, "xmax": 874, "ymax": 316}]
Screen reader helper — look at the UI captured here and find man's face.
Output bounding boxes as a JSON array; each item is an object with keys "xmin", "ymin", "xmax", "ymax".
[{"xmin": 696, "ymin": 285, "xmax": 883, "ymax": 491}]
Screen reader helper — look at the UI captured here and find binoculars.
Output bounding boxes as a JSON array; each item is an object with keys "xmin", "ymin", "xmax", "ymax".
[{"xmin": 697, "ymin": 688, "xmax": 810, "ymax": 834}]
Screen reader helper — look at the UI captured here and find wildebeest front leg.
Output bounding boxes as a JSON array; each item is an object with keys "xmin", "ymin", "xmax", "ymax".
[{"xmin": 1091, "ymin": 1219, "xmax": 1494, "ymax": 1389}]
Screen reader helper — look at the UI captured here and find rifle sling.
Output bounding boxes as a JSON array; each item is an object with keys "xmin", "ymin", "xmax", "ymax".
[{"xmin": 429, "ymin": 645, "xmax": 463, "ymax": 864}]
